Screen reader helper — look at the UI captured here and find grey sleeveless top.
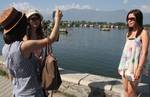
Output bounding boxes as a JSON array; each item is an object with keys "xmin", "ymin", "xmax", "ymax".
[{"xmin": 2, "ymin": 41, "xmax": 41, "ymax": 96}]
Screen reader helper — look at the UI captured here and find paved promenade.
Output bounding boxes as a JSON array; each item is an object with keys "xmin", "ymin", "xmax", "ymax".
[
  {"xmin": 0, "ymin": 71, "xmax": 149, "ymax": 97},
  {"xmin": 0, "ymin": 56, "xmax": 149, "ymax": 97},
  {"xmin": 0, "ymin": 76, "xmax": 12, "ymax": 97},
  {"xmin": 0, "ymin": 76, "xmax": 67, "ymax": 97}
]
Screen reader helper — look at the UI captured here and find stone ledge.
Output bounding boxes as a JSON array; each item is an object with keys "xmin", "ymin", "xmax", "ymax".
[
  {"xmin": 59, "ymin": 69, "xmax": 150, "ymax": 97},
  {"xmin": 60, "ymin": 69, "xmax": 89, "ymax": 85}
]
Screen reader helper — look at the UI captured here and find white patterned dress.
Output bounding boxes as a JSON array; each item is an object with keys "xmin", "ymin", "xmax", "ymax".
[{"xmin": 118, "ymin": 35, "xmax": 148, "ymax": 81}]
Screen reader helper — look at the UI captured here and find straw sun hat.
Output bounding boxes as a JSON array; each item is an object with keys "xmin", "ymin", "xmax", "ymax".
[
  {"xmin": 25, "ymin": 9, "xmax": 43, "ymax": 20},
  {"xmin": 0, "ymin": 7, "xmax": 25, "ymax": 34}
]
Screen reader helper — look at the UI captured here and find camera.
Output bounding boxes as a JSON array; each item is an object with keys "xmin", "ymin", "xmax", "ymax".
[
  {"xmin": 52, "ymin": 10, "xmax": 63, "ymax": 20},
  {"xmin": 52, "ymin": 11, "xmax": 56, "ymax": 21}
]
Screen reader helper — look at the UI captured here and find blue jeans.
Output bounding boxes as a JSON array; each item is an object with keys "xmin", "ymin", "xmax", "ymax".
[{"xmin": 15, "ymin": 89, "xmax": 44, "ymax": 97}]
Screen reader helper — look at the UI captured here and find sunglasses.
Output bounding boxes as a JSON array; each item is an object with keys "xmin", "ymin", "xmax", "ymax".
[
  {"xmin": 127, "ymin": 17, "xmax": 136, "ymax": 21},
  {"xmin": 30, "ymin": 16, "xmax": 40, "ymax": 21}
]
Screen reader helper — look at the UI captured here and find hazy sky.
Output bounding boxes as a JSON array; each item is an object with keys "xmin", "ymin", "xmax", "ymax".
[{"xmin": 1, "ymin": 0, "xmax": 150, "ymax": 15}]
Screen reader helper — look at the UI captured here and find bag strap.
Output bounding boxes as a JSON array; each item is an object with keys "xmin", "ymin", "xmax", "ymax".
[
  {"xmin": 46, "ymin": 44, "xmax": 53, "ymax": 54},
  {"xmin": 46, "ymin": 46, "xmax": 55, "ymax": 97}
]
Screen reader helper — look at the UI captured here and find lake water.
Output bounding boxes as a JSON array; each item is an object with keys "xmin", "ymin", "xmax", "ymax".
[{"xmin": 0, "ymin": 28, "xmax": 150, "ymax": 84}]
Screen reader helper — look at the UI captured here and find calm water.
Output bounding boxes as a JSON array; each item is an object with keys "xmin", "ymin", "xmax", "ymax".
[{"xmin": 0, "ymin": 28, "xmax": 150, "ymax": 84}]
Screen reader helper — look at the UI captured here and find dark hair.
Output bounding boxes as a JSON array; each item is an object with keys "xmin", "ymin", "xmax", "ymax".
[
  {"xmin": 126, "ymin": 9, "xmax": 143, "ymax": 37},
  {"xmin": 27, "ymin": 14, "xmax": 45, "ymax": 39},
  {"xmin": 126, "ymin": 9, "xmax": 143, "ymax": 28},
  {"xmin": 3, "ymin": 15, "xmax": 27, "ymax": 44}
]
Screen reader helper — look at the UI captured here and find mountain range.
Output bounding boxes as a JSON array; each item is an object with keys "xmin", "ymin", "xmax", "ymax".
[{"xmin": 45, "ymin": 9, "xmax": 150, "ymax": 24}]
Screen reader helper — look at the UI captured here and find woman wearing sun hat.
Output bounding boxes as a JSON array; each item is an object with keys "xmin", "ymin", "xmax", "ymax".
[
  {"xmin": 24, "ymin": 9, "xmax": 44, "ymax": 39},
  {"xmin": 0, "ymin": 7, "xmax": 62, "ymax": 97},
  {"xmin": 24, "ymin": 9, "xmax": 46, "ymax": 55},
  {"xmin": 24, "ymin": 9, "xmax": 52, "ymax": 97}
]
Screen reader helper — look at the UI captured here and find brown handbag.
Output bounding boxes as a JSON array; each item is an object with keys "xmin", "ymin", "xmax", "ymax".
[{"xmin": 41, "ymin": 45, "xmax": 62, "ymax": 90}]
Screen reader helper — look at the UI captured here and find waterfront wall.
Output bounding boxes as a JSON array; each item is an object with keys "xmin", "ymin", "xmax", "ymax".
[
  {"xmin": 59, "ymin": 69, "xmax": 149, "ymax": 97},
  {"xmin": 0, "ymin": 56, "xmax": 149, "ymax": 97}
]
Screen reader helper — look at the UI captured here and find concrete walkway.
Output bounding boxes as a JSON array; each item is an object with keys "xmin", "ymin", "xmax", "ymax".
[
  {"xmin": 0, "ymin": 56, "xmax": 67, "ymax": 97},
  {"xmin": 0, "ymin": 71, "xmax": 149, "ymax": 97},
  {"xmin": 0, "ymin": 76, "xmax": 67, "ymax": 97},
  {"xmin": 0, "ymin": 76, "xmax": 12, "ymax": 97}
]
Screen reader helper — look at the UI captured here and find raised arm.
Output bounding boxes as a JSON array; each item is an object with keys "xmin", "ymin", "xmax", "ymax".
[{"xmin": 21, "ymin": 9, "xmax": 62, "ymax": 58}]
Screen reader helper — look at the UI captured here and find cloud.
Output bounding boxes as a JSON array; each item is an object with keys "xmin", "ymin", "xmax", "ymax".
[
  {"xmin": 56, "ymin": 3, "xmax": 95, "ymax": 11},
  {"xmin": 9, "ymin": 2, "xmax": 38, "ymax": 12},
  {"xmin": 8, "ymin": 2, "xmax": 53, "ymax": 18},
  {"xmin": 123, "ymin": 0, "xmax": 129, "ymax": 4},
  {"xmin": 123, "ymin": 0, "xmax": 128, "ymax": 4},
  {"xmin": 140, "ymin": 4, "xmax": 150, "ymax": 13}
]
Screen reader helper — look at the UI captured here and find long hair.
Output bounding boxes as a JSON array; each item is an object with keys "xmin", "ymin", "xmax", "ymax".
[
  {"xmin": 126, "ymin": 9, "xmax": 143, "ymax": 37},
  {"xmin": 26, "ymin": 14, "xmax": 45, "ymax": 40}
]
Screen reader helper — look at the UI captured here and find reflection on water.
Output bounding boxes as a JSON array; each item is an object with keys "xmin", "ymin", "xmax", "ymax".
[{"xmin": 0, "ymin": 28, "xmax": 150, "ymax": 84}]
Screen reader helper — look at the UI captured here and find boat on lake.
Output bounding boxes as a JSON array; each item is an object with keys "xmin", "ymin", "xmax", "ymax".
[
  {"xmin": 59, "ymin": 28, "xmax": 68, "ymax": 34},
  {"xmin": 100, "ymin": 27, "xmax": 111, "ymax": 31}
]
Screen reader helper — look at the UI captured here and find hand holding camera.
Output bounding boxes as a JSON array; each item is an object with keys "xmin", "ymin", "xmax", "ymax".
[
  {"xmin": 52, "ymin": 9, "xmax": 63, "ymax": 42},
  {"xmin": 53, "ymin": 9, "xmax": 62, "ymax": 25}
]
